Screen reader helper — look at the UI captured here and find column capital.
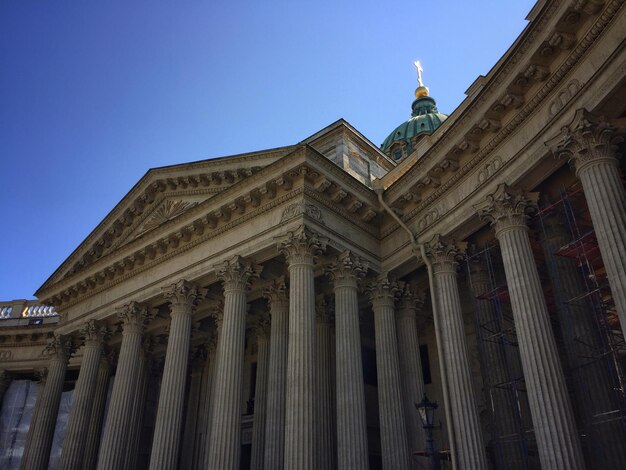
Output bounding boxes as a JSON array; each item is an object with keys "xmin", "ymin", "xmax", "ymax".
[
  {"xmin": 367, "ymin": 274, "xmax": 400, "ymax": 309},
  {"xmin": 475, "ymin": 184, "xmax": 538, "ymax": 236},
  {"xmin": 215, "ymin": 255, "xmax": 262, "ymax": 292},
  {"xmin": 315, "ymin": 294, "xmax": 334, "ymax": 325},
  {"xmin": 162, "ymin": 279, "xmax": 204, "ymax": 312},
  {"xmin": 207, "ymin": 299, "xmax": 225, "ymax": 332},
  {"xmin": 264, "ymin": 277, "xmax": 289, "ymax": 311},
  {"xmin": 277, "ymin": 227, "xmax": 328, "ymax": 266},
  {"xmin": 249, "ymin": 312, "xmax": 271, "ymax": 340},
  {"xmin": 325, "ymin": 250, "xmax": 368, "ymax": 287},
  {"xmin": 42, "ymin": 334, "xmax": 74, "ymax": 361},
  {"xmin": 424, "ymin": 234, "xmax": 468, "ymax": 274},
  {"xmin": 79, "ymin": 320, "xmax": 109, "ymax": 347},
  {"xmin": 396, "ymin": 283, "xmax": 424, "ymax": 318},
  {"xmin": 547, "ymin": 109, "xmax": 624, "ymax": 176},
  {"xmin": 117, "ymin": 301, "xmax": 150, "ymax": 334}
]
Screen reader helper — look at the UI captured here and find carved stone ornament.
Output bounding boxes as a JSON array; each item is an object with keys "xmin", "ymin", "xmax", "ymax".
[
  {"xmin": 80, "ymin": 319, "xmax": 110, "ymax": 345},
  {"xmin": 263, "ymin": 277, "xmax": 289, "ymax": 311},
  {"xmin": 136, "ymin": 199, "xmax": 199, "ymax": 237},
  {"xmin": 116, "ymin": 301, "xmax": 150, "ymax": 333},
  {"xmin": 396, "ymin": 283, "xmax": 424, "ymax": 318},
  {"xmin": 474, "ymin": 183, "xmax": 538, "ymax": 235},
  {"xmin": 249, "ymin": 312, "xmax": 271, "ymax": 339},
  {"xmin": 42, "ymin": 334, "xmax": 74, "ymax": 360},
  {"xmin": 315, "ymin": 294, "xmax": 335, "ymax": 324},
  {"xmin": 34, "ymin": 367, "xmax": 48, "ymax": 384},
  {"xmin": 215, "ymin": 255, "xmax": 262, "ymax": 292},
  {"xmin": 207, "ymin": 299, "xmax": 225, "ymax": 332},
  {"xmin": 367, "ymin": 274, "xmax": 400, "ymax": 308},
  {"xmin": 280, "ymin": 202, "xmax": 325, "ymax": 224},
  {"xmin": 277, "ymin": 227, "xmax": 328, "ymax": 265},
  {"xmin": 546, "ymin": 108, "xmax": 623, "ymax": 176},
  {"xmin": 424, "ymin": 234, "xmax": 468, "ymax": 274},
  {"xmin": 162, "ymin": 279, "xmax": 204, "ymax": 311},
  {"xmin": 325, "ymin": 250, "xmax": 368, "ymax": 287}
]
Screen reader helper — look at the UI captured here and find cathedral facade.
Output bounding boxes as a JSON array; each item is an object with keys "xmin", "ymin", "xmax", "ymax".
[{"xmin": 1, "ymin": 0, "xmax": 626, "ymax": 468}]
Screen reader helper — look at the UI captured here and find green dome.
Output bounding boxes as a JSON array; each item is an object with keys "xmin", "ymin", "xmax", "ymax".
[{"xmin": 381, "ymin": 95, "xmax": 447, "ymax": 160}]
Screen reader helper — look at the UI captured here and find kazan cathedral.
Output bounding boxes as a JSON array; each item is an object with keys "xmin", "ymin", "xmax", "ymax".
[{"xmin": 1, "ymin": 1, "xmax": 626, "ymax": 469}]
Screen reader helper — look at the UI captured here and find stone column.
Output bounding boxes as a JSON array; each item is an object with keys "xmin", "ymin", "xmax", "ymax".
[
  {"xmin": 97, "ymin": 302, "xmax": 150, "ymax": 470},
  {"xmin": 250, "ymin": 313, "xmax": 271, "ymax": 470},
  {"xmin": 367, "ymin": 275, "xmax": 411, "ymax": 470},
  {"xmin": 424, "ymin": 235, "xmax": 487, "ymax": 469},
  {"xmin": 207, "ymin": 256, "xmax": 261, "ymax": 470},
  {"xmin": 541, "ymin": 213, "xmax": 626, "ymax": 467},
  {"xmin": 549, "ymin": 109, "xmax": 626, "ymax": 329},
  {"xmin": 180, "ymin": 344, "xmax": 207, "ymax": 470},
  {"xmin": 59, "ymin": 321, "xmax": 108, "ymax": 470},
  {"xmin": 396, "ymin": 284, "xmax": 426, "ymax": 454},
  {"xmin": 468, "ymin": 253, "xmax": 526, "ymax": 469},
  {"xmin": 197, "ymin": 331, "xmax": 218, "ymax": 469},
  {"xmin": 476, "ymin": 183, "xmax": 585, "ymax": 469},
  {"xmin": 326, "ymin": 250, "xmax": 369, "ymax": 469},
  {"xmin": 83, "ymin": 353, "xmax": 112, "ymax": 470},
  {"xmin": 315, "ymin": 294, "xmax": 336, "ymax": 470},
  {"xmin": 125, "ymin": 337, "xmax": 153, "ymax": 469},
  {"xmin": 263, "ymin": 278, "xmax": 289, "ymax": 470},
  {"xmin": 277, "ymin": 228, "xmax": 327, "ymax": 469},
  {"xmin": 20, "ymin": 335, "xmax": 73, "ymax": 470},
  {"xmin": 149, "ymin": 280, "xmax": 202, "ymax": 470}
]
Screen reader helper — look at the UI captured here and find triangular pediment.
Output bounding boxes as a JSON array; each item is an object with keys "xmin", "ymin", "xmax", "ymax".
[{"xmin": 37, "ymin": 145, "xmax": 296, "ymax": 294}]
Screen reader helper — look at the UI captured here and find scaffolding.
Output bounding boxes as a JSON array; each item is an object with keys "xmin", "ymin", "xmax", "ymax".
[
  {"xmin": 535, "ymin": 183, "xmax": 626, "ymax": 467},
  {"xmin": 465, "ymin": 246, "xmax": 537, "ymax": 470}
]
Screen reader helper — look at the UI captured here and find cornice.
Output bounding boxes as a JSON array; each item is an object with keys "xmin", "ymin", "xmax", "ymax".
[
  {"xmin": 40, "ymin": 146, "xmax": 383, "ymax": 309},
  {"xmin": 381, "ymin": 0, "xmax": 623, "ymax": 237},
  {"xmin": 384, "ymin": 0, "xmax": 602, "ymax": 202}
]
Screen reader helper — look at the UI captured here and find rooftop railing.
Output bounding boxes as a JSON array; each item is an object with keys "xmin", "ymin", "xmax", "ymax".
[{"xmin": 0, "ymin": 300, "xmax": 58, "ymax": 320}]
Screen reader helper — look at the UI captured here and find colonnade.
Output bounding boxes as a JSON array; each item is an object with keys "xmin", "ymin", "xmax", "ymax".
[{"xmin": 13, "ymin": 111, "xmax": 626, "ymax": 470}]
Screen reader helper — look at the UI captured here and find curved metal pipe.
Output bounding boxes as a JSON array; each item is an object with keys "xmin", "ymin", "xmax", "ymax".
[{"xmin": 373, "ymin": 181, "xmax": 457, "ymax": 470}]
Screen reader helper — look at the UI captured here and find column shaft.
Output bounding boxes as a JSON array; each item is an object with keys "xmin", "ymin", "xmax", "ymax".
[
  {"xmin": 21, "ymin": 337, "xmax": 71, "ymax": 470},
  {"xmin": 180, "ymin": 353, "xmax": 205, "ymax": 470},
  {"xmin": 59, "ymin": 328, "xmax": 104, "ymax": 470},
  {"xmin": 207, "ymin": 256, "xmax": 259, "ymax": 470},
  {"xmin": 316, "ymin": 304, "xmax": 336, "ymax": 470},
  {"xmin": 149, "ymin": 284, "xmax": 198, "ymax": 470},
  {"xmin": 82, "ymin": 357, "xmax": 111, "ymax": 470},
  {"xmin": 578, "ymin": 162, "xmax": 626, "ymax": 328},
  {"xmin": 542, "ymin": 221, "xmax": 626, "ymax": 467},
  {"xmin": 498, "ymin": 227, "xmax": 585, "ymax": 469},
  {"xmin": 263, "ymin": 281, "xmax": 288, "ymax": 470},
  {"xmin": 334, "ymin": 281, "xmax": 369, "ymax": 468},
  {"xmin": 198, "ymin": 346, "xmax": 217, "ymax": 469},
  {"xmin": 97, "ymin": 303, "xmax": 147, "ymax": 470},
  {"xmin": 369, "ymin": 278, "xmax": 411, "ymax": 470},
  {"xmin": 125, "ymin": 347, "xmax": 150, "ymax": 469},
  {"xmin": 469, "ymin": 263, "xmax": 526, "ymax": 469},
  {"xmin": 395, "ymin": 291, "xmax": 426, "ymax": 454},
  {"xmin": 284, "ymin": 261, "xmax": 317, "ymax": 469},
  {"xmin": 250, "ymin": 333, "xmax": 270, "ymax": 470}
]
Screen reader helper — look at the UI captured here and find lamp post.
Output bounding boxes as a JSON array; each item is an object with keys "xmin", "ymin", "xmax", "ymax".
[{"xmin": 416, "ymin": 394, "xmax": 440, "ymax": 470}]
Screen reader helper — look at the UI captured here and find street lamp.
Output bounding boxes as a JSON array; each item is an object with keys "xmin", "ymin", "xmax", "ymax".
[{"xmin": 415, "ymin": 394, "xmax": 440, "ymax": 470}]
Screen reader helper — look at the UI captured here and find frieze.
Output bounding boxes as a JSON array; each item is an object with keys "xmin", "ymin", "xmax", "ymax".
[
  {"xmin": 475, "ymin": 156, "xmax": 504, "ymax": 189},
  {"xmin": 549, "ymin": 79, "xmax": 582, "ymax": 117},
  {"xmin": 0, "ymin": 350, "xmax": 12, "ymax": 360},
  {"xmin": 280, "ymin": 202, "xmax": 325, "ymax": 224}
]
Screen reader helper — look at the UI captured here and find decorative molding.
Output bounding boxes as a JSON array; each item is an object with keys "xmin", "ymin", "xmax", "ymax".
[
  {"xmin": 475, "ymin": 156, "xmax": 503, "ymax": 189},
  {"xmin": 280, "ymin": 202, "xmax": 325, "ymax": 224},
  {"xmin": 135, "ymin": 200, "xmax": 199, "ymax": 237},
  {"xmin": 548, "ymin": 79, "xmax": 582, "ymax": 117}
]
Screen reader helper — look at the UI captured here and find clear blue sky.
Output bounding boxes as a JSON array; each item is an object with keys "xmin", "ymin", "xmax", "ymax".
[{"xmin": 1, "ymin": 1, "xmax": 535, "ymax": 299}]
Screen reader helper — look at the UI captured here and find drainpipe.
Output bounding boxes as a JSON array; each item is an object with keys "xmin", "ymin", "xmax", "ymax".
[{"xmin": 373, "ymin": 180, "xmax": 457, "ymax": 470}]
